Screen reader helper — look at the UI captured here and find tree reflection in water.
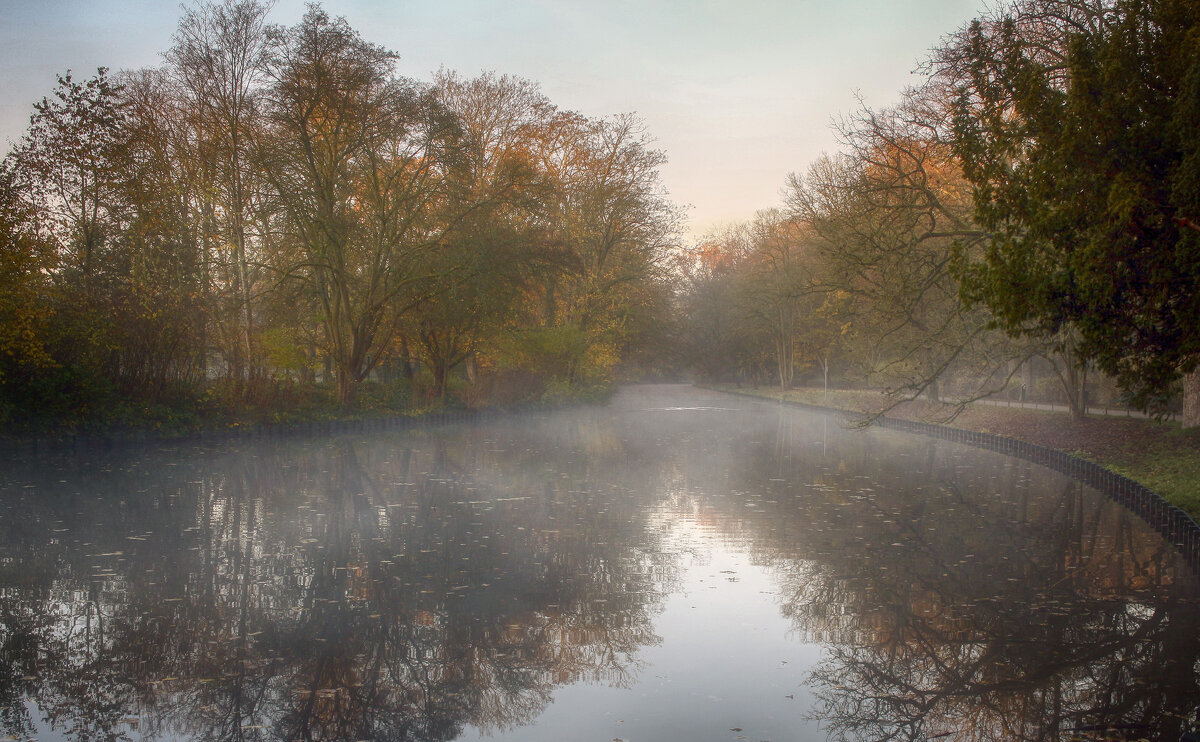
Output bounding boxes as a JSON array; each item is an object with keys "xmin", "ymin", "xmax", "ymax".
[
  {"xmin": 1, "ymin": 387, "xmax": 1198, "ymax": 742},
  {"xmin": 719, "ymin": 411, "xmax": 1200, "ymax": 741},
  {"xmin": 0, "ymin": 412, "xmax": 675, "ymax": 742}
]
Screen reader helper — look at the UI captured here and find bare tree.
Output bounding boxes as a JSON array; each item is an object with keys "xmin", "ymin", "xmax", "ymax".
[{"xmin": 167, "ymin": 0, "xmax": 274, "ymax": 382}]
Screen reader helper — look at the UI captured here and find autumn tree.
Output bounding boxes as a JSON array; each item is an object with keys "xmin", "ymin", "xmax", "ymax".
[
  {"xmin": 262, "ymin": 7, "xmax": 461, "ymax": 406},
  {"xmin": 7, "ymin": 68, "xmax": 127, "ymax": 294},
  {"xmin": 784, "ymin": 94, "xmax": 1030, "ymax": 411},
  {"xmin": 0, "ymin": 2, "xmax": 686, "ymax": 425},
  {"xmin": 733, "ymin": 211, "xmax": 819, "ymax": 391},
  {"xmin": 674, "ymin": 219, "xmax": 843, "ymax": 391},
  {"xmin": 3, "ymin": 68, "xmax": 137, "ymax": 419},
  {"xmin": 405, "ymin": 71, "xmax": 555, "ymax": 402},
  {"xmin": 108, "ymin": 69, "xmax": 210, "ymax": 391},
  {"xmin": 0, "ymin": 163, "xmax": 56, "ymax": 421},
  {"xmin": 530, "ymin": 112, "xmax": 679, "ymax": 388},
  {"xmin": 671, "ymin": 233, "xmax": 751, "ymax": 383}
]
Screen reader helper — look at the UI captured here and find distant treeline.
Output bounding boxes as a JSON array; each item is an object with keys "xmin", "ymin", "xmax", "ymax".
[
  {"xmin": 671, "ymin": 0, "xmax": 1200, "ymax": 426},
  {"xmin": 0, "ymin": 2, "xmax": 679, "ymax": 431}
]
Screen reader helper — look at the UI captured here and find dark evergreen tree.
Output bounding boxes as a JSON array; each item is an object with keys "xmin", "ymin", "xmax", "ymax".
[{"xmin": 945, "ymin": 0, "xmax": 1200, "ymax": 412}]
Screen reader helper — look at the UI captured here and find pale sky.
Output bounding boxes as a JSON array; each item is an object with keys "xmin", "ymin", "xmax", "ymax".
[{"xmin": 0, "ymin": 0, "xmax": 984, "ymax": 239}]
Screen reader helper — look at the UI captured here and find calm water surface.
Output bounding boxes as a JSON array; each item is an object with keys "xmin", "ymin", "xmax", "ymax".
[{"xmin": 1, "ymin": 385, "xmax": 1197, "ymax": 742}]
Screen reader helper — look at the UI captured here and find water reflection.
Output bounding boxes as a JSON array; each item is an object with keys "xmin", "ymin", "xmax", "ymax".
[
  {"xmin": 733, "ymin": 413, "xmax": 1200, "ymax": 740},
  {"xmin": 0, "ymin": 418, "xmax": 677, "ymax": 742},
  {"xmin": 0, "ymin": 385, "xmax": 1197, "ymax": 742}
]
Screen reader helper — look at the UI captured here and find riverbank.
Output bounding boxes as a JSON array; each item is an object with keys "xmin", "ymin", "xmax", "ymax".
[
  {"xmin": 711, "ymin": 385, "xmax": 1200, "ymax": 519},
  {"xmin": 0, "ymin": 378, "xmax": 614, "ymax": 449}
]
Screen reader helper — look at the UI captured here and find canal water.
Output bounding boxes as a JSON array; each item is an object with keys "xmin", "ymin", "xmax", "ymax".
[{"xmin": 0, "ymin": 385, "xmax": 1196, "ymax": 741}]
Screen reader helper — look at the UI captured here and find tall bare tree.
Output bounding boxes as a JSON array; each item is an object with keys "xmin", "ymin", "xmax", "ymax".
[
  {"xmin": 167, "ymin": 0, "xmax": 274, "ymax": 381},
  {"xmin": 785, "ymin": 94, "xmax": 1023, "ymax": 411}
]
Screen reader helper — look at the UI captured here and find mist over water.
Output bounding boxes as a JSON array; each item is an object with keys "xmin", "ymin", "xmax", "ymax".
[{"xmin": 1, "ymin": 385, "xmax": 1196, "ymax": 741}]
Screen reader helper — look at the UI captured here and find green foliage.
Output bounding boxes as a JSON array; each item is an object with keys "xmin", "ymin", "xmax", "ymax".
[
  {"xmin": 353, "ymin": 379, "xmax": 414, "ymax": 414},
  {"xmin": 499, "ymin": 325, "xmax": 588, "ymax": 380},
  {"xmin": 0, "ymin": 164, "xmax": 55, "ymax": 384},
  {"xmin": 261, "ymin": 326, "xmax": 311, "ymax": 374},
  {"xmin": 946, "ymin": 0, "xmax": 1200, "ymax": 409}
]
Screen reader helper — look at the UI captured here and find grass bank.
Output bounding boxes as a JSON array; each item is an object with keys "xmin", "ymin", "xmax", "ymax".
[
  {"xmin": 1, "ymin": 377, "xmax": 614, "ymax": 445},
  {"xmin": 712, "ymin": 384, "xmax": 1200, "ymax": 520}
]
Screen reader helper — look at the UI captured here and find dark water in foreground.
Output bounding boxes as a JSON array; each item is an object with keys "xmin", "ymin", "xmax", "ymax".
[{"xmin": 1, "ymin": 385, "xmax": 1197, "ymax": 742}]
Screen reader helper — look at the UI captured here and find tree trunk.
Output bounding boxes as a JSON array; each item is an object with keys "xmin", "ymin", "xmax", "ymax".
[
  {"xmin": 1182, "ymin": 368, "xmax": 1200, "ymax": 429},
  {"xmin": 398, "ymin": 337, "xmax": 415, "ymax": 381},
  {"xmin": 777, "ymin": 345, "xmax": 793, "ymax": 390},
  {"xmin": 822, "ymin": 355, "xmax": 829, "ymax": 404},
  {"xmin": 432, "ymin": 359, "xmax": 449, "ymax": 405},
  {"xmin": 776, "ymin": 310, "xmax": 794, "ymax": 391},
  {"xmin": 1050, "ymin": 341, "xmax": 1087, "ymax": 420},
  {"xmin": 1061, "ymin": 363, "xmax": 1088, "ymax": 420},
  {"xmin": 337, "ymin": 372, "xmax": 359, "ymax": 408}
]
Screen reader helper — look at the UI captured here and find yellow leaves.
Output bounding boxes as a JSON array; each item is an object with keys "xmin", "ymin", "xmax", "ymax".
[
  {"xmin": 582, "ymin": 338, "xmax": 620, "ymax": 378},
  {"xmin": 261, "ymin": 326, "xmax": 312, "ymax": 373}
]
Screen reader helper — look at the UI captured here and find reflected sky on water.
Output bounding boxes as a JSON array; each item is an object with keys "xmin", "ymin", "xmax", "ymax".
[{"xmin": 1, "ymin": 385, "xmax": 1197, "ymax": 742}]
